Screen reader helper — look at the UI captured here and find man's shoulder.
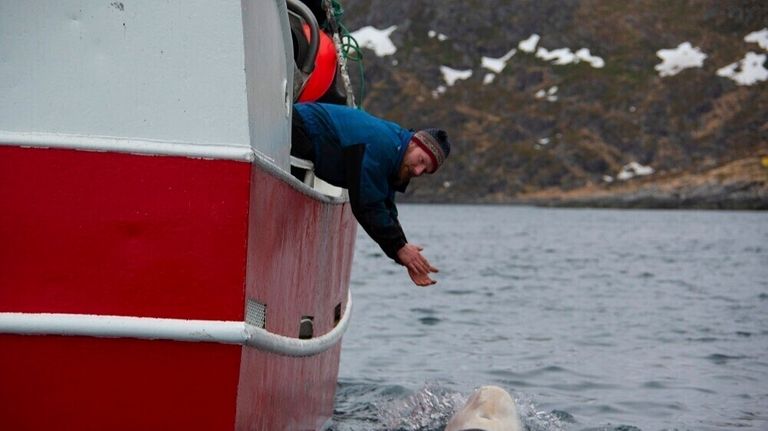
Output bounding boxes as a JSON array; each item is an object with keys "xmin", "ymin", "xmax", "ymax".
[
  {"xmin": 296, "ymin": 102, "xmax": 353, "ymax": 115},
  {"xmin": 297, "ymin": 102, "xmax": 411, "ymax": 151},
  {"xmin": 317, "ymin": 103, "xmax": 375, "ymax": 121}
]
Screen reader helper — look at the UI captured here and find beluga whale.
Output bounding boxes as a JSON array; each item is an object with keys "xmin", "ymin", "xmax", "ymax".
[{"xmin": 445, "ymin": 385, "xmax": 523, "ymax": 431}]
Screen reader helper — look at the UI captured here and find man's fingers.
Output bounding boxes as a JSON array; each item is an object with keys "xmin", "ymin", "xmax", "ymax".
[
  {"xmin": 422, "ymin": 275, "xmax": 436, "ymax": 286},
  {"xmin": 407, "ymin": 267, "xmax": 436, "ymax": 286},
  {"xmin": 417, "ymin": 256, "xmax": 438, "ymax": 274},
  {"xmin": 407, "ymin": 256, "xmax": 427, "ymax": 273},
  {"xmin": 409, "ymin": 259, "xmax": 437, "ymax": 275},
  {"xmin": 414, "ymin": 254, "xmax": 432, "ymax": 269},
  {"xmin": 415, "ymin": 275, "xmax": 435, "ymax": 286},
  {"xmin": 417, "ymin": 259, "xmax": 430, "ymax": 273},
  {"xmin": 409, "ymin": 261, "xmax": 428, "ymax": 275}
]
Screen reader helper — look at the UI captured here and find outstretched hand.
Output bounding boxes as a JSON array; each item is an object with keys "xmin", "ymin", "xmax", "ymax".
[{"xmin": 397, "ymin": 243, "xmax": 439, "ymax": 286}]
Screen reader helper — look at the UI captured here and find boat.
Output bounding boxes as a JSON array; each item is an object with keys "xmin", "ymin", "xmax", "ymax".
[{"xmin": 0, "ymin": 1, "xmax": 357, "ymax": 429}]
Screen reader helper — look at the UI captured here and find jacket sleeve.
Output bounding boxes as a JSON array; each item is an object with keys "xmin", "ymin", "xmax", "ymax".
[{"xmin": 343, "ymin": 144, "xmax": 407, "ymax": 263}]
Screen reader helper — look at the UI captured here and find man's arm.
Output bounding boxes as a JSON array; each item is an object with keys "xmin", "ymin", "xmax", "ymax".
[{"xmin": 342, "ymin": 145, "xmax": 439, "ymax": 286}]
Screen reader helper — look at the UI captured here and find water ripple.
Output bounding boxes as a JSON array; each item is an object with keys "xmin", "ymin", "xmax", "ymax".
[
  {"xmin": 337, "ymin": 205, "xmax": 768, "ymax": 431},
  {"xmin": 705, "ymin": 353, "xmax": 748, "ymax": 365}
]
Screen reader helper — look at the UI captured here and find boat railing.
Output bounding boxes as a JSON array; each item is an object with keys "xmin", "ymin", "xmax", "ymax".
[
  {"xmin": 0, "ymin": 291, "xmax": 351, "ymax": 358},
  {"xmin": 290, "ymin": 155, "xmax": 345, "ymax": 198}
]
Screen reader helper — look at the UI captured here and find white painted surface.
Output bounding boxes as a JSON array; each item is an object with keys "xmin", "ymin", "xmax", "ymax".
[
  {"xmin": 0, "ymin": 0, "xmax": 293, "ymax": 169},
  {"xmin": 242, "ymin": 0, "xmax": 294, "ymax": 168},
  {"xmin": 0, "ymin": 312, "xmax": 248, "ymax": 344},
  {"xmin": 0, "ymin": 130, "xmax": 254, "ymax": 161}
]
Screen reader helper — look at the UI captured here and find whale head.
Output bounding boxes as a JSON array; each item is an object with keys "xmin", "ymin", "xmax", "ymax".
[{"xmin": 444, "ymin": 385, "xmax": 523, "ymax": 431}]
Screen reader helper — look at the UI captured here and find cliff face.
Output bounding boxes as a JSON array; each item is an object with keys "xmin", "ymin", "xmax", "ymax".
[{"xmin": 339, "ymin": 0, "xmax": 768, "ymax": 207}]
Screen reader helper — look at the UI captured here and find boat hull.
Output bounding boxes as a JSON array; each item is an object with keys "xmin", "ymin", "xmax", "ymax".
[{"xmin": 0, "ymin": 145, "xmax": 357, "ymax": 430}]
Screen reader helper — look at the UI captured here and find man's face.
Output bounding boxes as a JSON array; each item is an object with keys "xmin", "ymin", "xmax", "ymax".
[{"xmin": 397, "ymin": 143, "xmax": 435, "ymax": 184}]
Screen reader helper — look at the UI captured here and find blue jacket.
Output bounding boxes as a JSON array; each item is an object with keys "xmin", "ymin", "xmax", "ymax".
[{"xmin": 294, "ymin": 103, "xmax": 413, "ymax": 261}]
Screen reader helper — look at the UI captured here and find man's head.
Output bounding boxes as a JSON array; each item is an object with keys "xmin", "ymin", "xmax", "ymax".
[{"xmin": 397, "ymin": 129, "xmax": 450, "ymax": 183}]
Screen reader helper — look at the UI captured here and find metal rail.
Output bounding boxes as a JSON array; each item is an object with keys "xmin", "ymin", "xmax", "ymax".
[{"xmin": 0, "ymin": 291, "xmax": 351, "ymax": 358}]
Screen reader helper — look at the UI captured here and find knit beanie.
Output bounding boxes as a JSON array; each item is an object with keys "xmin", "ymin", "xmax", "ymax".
[{"xmin": 412, "ymin": 128, "xmax": 451, "ymax": 173}]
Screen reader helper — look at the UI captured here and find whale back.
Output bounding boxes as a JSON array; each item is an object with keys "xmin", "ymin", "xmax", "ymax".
[{"xmin": 445, "ymin": 386, "xmax": 523, "ymax": 431}]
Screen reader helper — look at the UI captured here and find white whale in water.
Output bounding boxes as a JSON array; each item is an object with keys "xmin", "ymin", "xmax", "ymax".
[{"xmin": 445, "ymin": 386, "xmax": 523, "ymax": 431}]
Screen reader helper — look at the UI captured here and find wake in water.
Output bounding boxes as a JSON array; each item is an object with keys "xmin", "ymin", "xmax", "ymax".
[
  {"xmin": 377, "ymin": 382, "xmax": 466, "ymax": 430},
  {"xmin": 331, "ymin": 380, "xmax": 568, "ymax": 431}
]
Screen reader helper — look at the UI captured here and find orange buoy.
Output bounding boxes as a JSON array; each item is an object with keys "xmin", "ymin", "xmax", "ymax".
[{"xmin": 298, "ymin": 24, "xmax": 338, "ymax": 102}]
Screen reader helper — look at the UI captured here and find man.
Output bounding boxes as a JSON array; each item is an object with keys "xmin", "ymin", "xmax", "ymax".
[{"xmin": 291, "ymin": 102, "xmax": 450, "ymax": 286}]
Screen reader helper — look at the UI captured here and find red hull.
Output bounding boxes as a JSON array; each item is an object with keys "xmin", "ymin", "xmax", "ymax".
[{"xmin": 0, "ymin": 146, "xmax": 356, "ymax": 430}]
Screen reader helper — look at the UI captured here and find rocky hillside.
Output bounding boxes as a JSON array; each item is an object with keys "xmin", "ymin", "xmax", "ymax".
[{"xmin": 338, "ymin": 0, "xmax": 768, "ymax": 208}]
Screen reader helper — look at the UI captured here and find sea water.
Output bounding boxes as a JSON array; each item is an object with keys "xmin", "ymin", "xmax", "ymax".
[{"xmin": 329, "ymin": 205, "xmax": 768, "ymax": 431}]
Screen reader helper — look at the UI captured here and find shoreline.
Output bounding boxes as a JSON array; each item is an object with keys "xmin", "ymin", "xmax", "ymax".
[{"xmin": 407, "ymin": 157, "xmax": 768, "ymax": 210}]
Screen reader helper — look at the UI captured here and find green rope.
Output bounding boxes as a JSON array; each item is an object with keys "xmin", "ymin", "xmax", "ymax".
[{"xmin": 325, "ymin": 0, "xmax": 366, "ymax": 109}]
